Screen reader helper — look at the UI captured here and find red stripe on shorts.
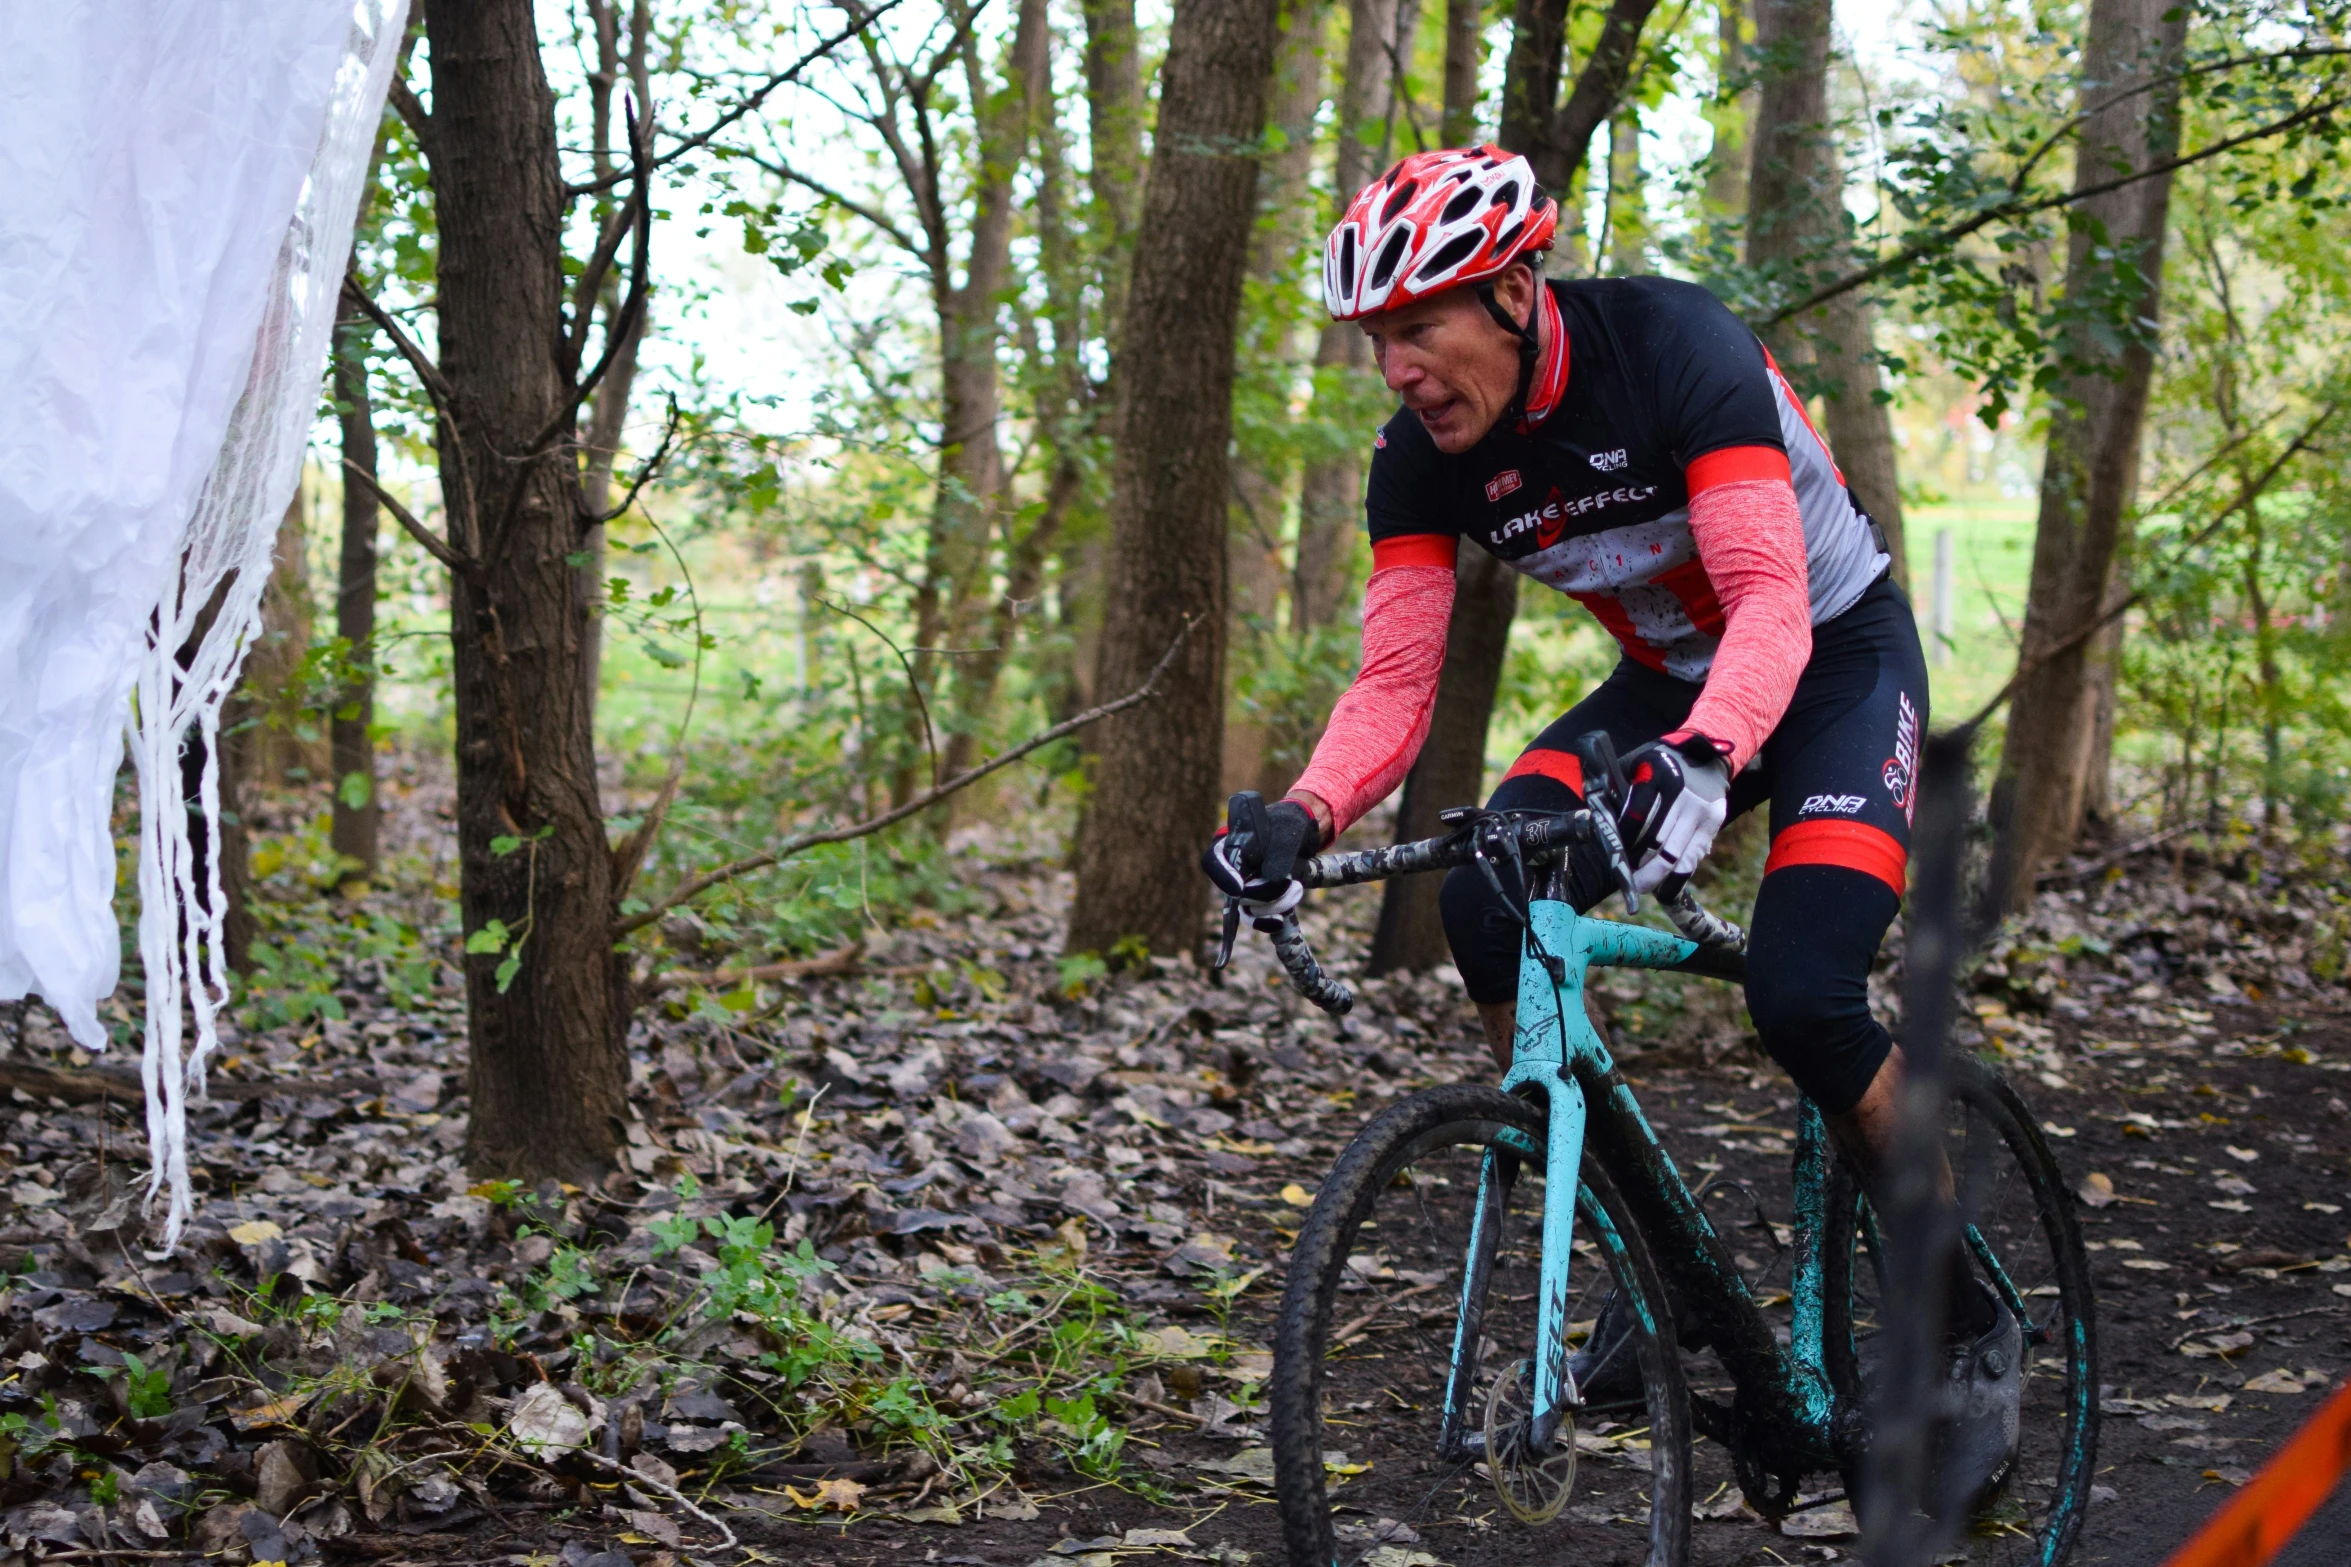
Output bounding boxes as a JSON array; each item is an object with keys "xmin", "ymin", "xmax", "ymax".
[
  {"xmin": 1765, "ymin": 819, "xmax": 1907, "ymax": 894},
  {"xmin": 1501, "ymin": 748, "xmax": 1585, "ymax": 796}
]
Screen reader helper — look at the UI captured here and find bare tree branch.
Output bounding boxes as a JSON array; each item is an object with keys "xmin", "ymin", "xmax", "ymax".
[
  {"xmin": 541, "ymin": 100, "xmax": 655, "ymax": 449},
  {"xmin": 340, "ymin": 272, "xmax": 458, "ymax": 408},
  {"xmin": 568, "ymin": 0, "xmax": 913, "ymax": 197},
  {"xmin": 745, "ymin": 152, "xmax": 922, "ymax": 253},
  {"xmin": 339, "ymin": 271, "xmax": 482, "ymax": 555},
  {"xmin": 612, "ymin": 622, "xmax": 1196, "ymax": 939},
  {"xmin": 1537, "ymin": 0, "xmax": 1663, "ymax": 192},
  {"xmin": 342, "ymin": 459, "xmax": 471, "ymax": 576},
  {"xmin": 1957, "ymin": 398, "xmax": 2343, "ymax": 737},
  {"xmin": 823, "ymin": 596, "xmax": 942, "ymax": 789},
  {"xmin": 387, "ymin": 78, "xmax": 432, "ymax": 147},
  {"xmin": 568, "ymin": 199, "xmax": 640, "ymax": 371},
  {"xmin": 1767, "ymin": 88, "xmax": 2351, "ymax": 327},
  {"xmin": 592, "ymin": 395, "xmax": 684, "ymax": 528},
  {"xmin": 648, "ymin": 941, "xmax": 866, "ymax": 991}
]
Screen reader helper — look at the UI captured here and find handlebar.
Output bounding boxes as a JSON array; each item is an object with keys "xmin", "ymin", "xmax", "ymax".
[{"xmin": 1221, "ymin": 802, "xmax": 1746, "ymax": 1017}]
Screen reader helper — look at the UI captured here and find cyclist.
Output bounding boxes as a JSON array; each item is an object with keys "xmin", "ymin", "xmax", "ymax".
[{"xmin": 1205, "ymin": 146, "xmax": 2018, "ymax": 1505}]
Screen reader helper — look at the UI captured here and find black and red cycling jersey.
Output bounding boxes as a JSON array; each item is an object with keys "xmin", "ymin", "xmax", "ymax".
[{"xmin": 1365, "ymin": 275, "xmax": 1888, "ymax": 682}]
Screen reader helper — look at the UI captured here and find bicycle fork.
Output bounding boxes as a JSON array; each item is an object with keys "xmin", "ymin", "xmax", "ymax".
[{"xmin": 1436, "ymin": 1065, "xmax": 1589, "ymax": 1462}]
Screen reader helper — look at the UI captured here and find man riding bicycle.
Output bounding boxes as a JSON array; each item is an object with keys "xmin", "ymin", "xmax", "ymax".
[{"xmin": 1204, "ymin": 146, "xmax": 2019, "ymax": 1503}]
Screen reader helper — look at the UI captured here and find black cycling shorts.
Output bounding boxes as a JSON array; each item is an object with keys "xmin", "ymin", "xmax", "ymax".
[{"xmin": 1438, "ymin": 574, "xmax": 1928, "ymax": 1114}]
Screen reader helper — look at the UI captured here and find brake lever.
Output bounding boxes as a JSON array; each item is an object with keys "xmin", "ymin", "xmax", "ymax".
[
  {"xmin": 1213, "ymin": 895, "xmax": 1242, "ymax": 969},
  {"xmin": 1573, "ymin": 731, "xmax": 1642, "ymax": 915}
]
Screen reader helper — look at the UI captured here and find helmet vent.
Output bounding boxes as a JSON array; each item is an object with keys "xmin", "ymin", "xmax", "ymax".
[
  {"xmin": 1416, "ymin": 230, "xmax": 1484, "ymax": 281},
  {"xmin": 1369, "ymin": 227, "xmax": 1412, "ymax": 290},
  {"xmin": 1490, "ymin": 180, "xmax": 1521, "ymax": 211},
  {"xmin": 1492, "ymin": 219, "xmax": 1525, "ymax": 256},
  {"xmin": 1439, "ymin": 185, "xmax": 1482, "ymax": 225},
  {"xmin": 1379, "ymin": 179, "xmax": 1420, "ymax": 226},
  {"xmin": 1338, "ymin": 227, "xmax": 1358, "ymax": 298}
]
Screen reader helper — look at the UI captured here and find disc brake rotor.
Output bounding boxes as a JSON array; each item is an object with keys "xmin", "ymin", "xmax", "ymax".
[{"xmin": 1482, "ymin": 1358, "xmax": 1577, "ymax": 1524}]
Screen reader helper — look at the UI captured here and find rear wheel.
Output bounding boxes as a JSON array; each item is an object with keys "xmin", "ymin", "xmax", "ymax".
[
  {"xmin": 1823, "ymin": 1055, "xmax": 2099, "ymax": 1566},
  {"xmin": 1269, "ymin": 1083, "xmax": 1692, "ymax": 1567}
]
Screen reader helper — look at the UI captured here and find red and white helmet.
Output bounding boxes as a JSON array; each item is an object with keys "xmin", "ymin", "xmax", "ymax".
[{"xmin": 1323, "ymin": 146, "xmax": 1558, "ymax": 320}]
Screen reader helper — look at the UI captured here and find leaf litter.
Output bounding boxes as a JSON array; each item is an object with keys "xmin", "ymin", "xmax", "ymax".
[{"xmin": 0, "ymin": 771, "xmax": 2345, "ymax": 1560}]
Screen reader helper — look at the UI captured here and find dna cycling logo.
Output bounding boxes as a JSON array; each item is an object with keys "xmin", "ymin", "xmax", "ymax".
[
  {"xmin": 1882, "ymin": 691, "xmax": 1920, "ymax": 825},
  {"xmin": 1800, "ymin": 793, "xmax": 1867, "ymax": 816}
]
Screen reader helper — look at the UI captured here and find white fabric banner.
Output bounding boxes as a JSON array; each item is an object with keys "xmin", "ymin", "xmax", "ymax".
[{"xmin": 0, "ymin": 0, "xmax": 408, "ymax": 1244}]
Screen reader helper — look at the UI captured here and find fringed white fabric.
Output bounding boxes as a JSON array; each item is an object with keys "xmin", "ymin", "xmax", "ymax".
[{"xmin": 0, "ymin": 0, "xmax": 408, "ymax": 1250}]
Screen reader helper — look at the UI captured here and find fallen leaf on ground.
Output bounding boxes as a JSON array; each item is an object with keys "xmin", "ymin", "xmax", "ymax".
[
  {"xmin": 226, "ymin": 1219, "xmax": 283, "ymax": 1245},
  {"xmin": 2079, "ymin": 1173, "xmax": 2117, "ymax": 1208},
  {"xmin": 1279, "ymin": 1183, "xmax": 1312, "ymax": 1206},
  {"xmin": 2243, "ymin": 1368, "xmax": 2311, "ymax": 1394},
  {"xmin": 506, "ymin": 1382, "xmax": 596, "ymax": 1453},
  {"xmin": 1134, "ymin": 1324, "xmax": 1216, "ymax": 1359},
  {"xmin": 784, "ymin": 1476, "xmax": 866, "ymax": 1512},
  {"xmin": 1780, "ymin": 1501, "xmax": 1859, "ymax": 1539}
]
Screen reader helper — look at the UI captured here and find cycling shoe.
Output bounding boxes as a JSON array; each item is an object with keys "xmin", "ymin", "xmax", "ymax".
[
  {"xmin": 1565, "ymin": 1289, "xmax": 1644, "ymax": 1405},
  {"xmin": 1933, "ymin": 1282, "xmax": 2022, "ymax": 1513}
]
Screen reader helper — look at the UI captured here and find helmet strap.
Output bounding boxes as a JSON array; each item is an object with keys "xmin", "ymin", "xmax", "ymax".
[{"xmin": 1474, "ymin": 262, "xmax": 1544, "ymax": 431}]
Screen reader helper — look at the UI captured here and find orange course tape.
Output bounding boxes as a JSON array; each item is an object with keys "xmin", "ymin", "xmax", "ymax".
[{"xmin": 2161, "ymin": 1378, "xmax": 2351, "ymax": 1567}]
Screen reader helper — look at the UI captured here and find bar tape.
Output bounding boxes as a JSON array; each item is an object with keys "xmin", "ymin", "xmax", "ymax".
[{"xmin": 2161, "ymin": 1378, "xmax": 2351, "ymax": 1567}]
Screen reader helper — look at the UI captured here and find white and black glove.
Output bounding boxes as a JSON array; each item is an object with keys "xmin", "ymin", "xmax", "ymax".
[
  {"xmin": 1614, "ymin": 736, "xmax": 1733, "ymax": 894},
  {"xmin": 1203, "ymin": 793, "xmax": 1321, "ymax": 917}
]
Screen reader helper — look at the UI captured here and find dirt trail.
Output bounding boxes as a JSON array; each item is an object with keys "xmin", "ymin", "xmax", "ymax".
[{"xmin": 0, "ymin": 823, "xmax": 2346, "ymax": 1567}]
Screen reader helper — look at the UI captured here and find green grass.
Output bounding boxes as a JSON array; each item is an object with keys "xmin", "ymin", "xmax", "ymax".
[{"xmin": 1911, "ymin": 497, "xmax": 2034, "ymax": 723}]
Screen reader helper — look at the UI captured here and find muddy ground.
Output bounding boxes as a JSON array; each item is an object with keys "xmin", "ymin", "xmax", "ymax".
[{"xmin": 0, "ymin": 795, "xmax": 2347, "ymax": 1567}]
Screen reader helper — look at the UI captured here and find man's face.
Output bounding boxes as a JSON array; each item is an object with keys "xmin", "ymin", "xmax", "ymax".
[{"xmin": 1360, "ymin": 265, "xmax": 1536, "ymax": 454}]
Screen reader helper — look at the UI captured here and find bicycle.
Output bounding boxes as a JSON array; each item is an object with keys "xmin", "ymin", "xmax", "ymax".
[{"xmin": 1216, "ymin": 757, "xmax": 2099, "ymax": 1567}]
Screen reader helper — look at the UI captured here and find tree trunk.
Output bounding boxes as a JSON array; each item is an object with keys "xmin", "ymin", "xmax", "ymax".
[
  {"xmin": 1369, "ymin": 546, "xmax": 1517, "ymax": 971},
  {"xmin": 1745, "ymin": 0, "xmax": 1906, "ymax": 584},
  {"xmin": 575, "ymin": 0, "xmax": 652, "ymax": 718},
  {"xmin": 1367, "ymin": 0, "xmax": 1647, "ymax": 962},
  {"xmin": 1498, "ymin": 0, "xmax": 1569, "ymax": 157},
  {"xmin": 421, "ymin": 0, "xmax": 627, "ymax": 1184},
  {"xmin": 1067, "ymin": 0, "xmax": 1282, "ymax": 958},
  {"xmin": 1047, "ymin": 0, "xmax": 1149, "ymax": 738},
  {"xmin": 243, "ymin": 493, "xmax": 321, "ymax": 789},
  {"xmin": 1293, "ymin": 0, "xmax": 1403, "ymax": 634},
  {"xmin": 907, "ymin": 0, "xmax": 1051, "ymax": 803},
  {"xmin": 1986, "ymin": 0, "xmax": 2188, "ymax": 911},
  {"xmin": 1083, "ymin": 0, "xmax": 1147, "ymax": 363},
  {"xmin": 1604, "ymin": 103, "xmax": 1645, "ymax": 274},
  {"xmin": 1228, "ymin": 0, "xmax": 1328, "ymax": 798},
  {"xmin": 1816, "ymin": 290, "xmax": 1908, "ymax": 586},
  {"xmin": 1440, "ymin": 0, "xmax": 1481, "ymax": 144},
  {"xmin": 1702, "ymin": 0, "xmax": 1752, "ymax": 217},
  {"xmin": 331, "ymin": 298, "xmax": 381, "ymax": 884}
]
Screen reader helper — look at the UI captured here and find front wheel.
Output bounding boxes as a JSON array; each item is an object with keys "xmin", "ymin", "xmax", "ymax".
[
  {"xmin": 1269, "ymin": 1083, "xmax": 1692, "ymax": 1567},
  {"xmin": 1823, "ymin": 1055, "xmax": 2099, "ymax": 1566}
]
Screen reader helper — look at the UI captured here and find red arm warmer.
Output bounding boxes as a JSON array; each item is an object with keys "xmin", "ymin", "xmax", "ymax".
[
  {"xmin": 1288, "ymin": 536, "xmax": 1458, "ymax": 835},
  {"xmin": 1670, "ymin": 456, "xmax": 1812, "ymax": 771}
]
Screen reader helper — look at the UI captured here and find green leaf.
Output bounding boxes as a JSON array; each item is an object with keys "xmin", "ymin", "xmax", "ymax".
[
  {"xmin": 338, "ymin": 771, "xmax": 373, "ymax": 810},
  {"xmin": 464, "ymin": 920, "xmax": 509, "ymax": 955},
  {"xmin": 494, "ymin": 952, "xmax": 522, "ymax": 994}
]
